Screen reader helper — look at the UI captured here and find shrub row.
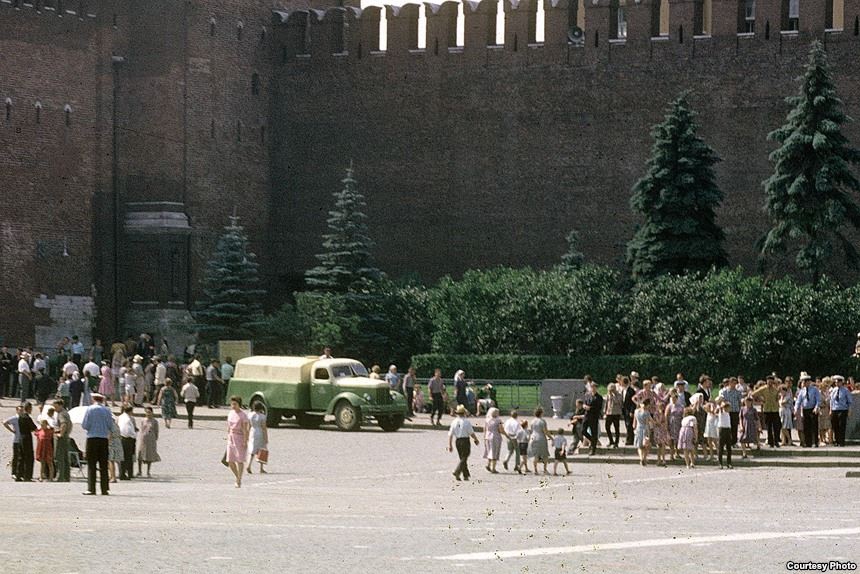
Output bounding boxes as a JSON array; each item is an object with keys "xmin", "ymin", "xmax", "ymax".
[{"xmin": 409, "ymin": 353, "xmax": 860, "ymax": 383}]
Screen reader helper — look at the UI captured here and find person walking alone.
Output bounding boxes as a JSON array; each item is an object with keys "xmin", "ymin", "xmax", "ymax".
[
  {"xmin": 402, "ymin": 367, "xmax": 416, "ymax": 418},
  {"xmin": 582, "ymin": 382, "xmax": 603, "ymax": 455},
  {"xmin": 226, "ymin": 396, "xmax": 250, "ymax": 488},
  {"xmin": 621, "ymin": 376, "xmax": 636, "ymax": 446},
  {"xmin": 181, "ymin": 376, "xmax": 200, "ymax": 429},
  {"xmin": 428, "ymin": 369, "xmax": 445, "ymax": 426},
  {"xmin": 448, "ymin": 404, "xmax": 479, "ymax": 481}
]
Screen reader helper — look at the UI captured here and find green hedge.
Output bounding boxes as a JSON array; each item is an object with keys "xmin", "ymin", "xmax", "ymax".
[{"xmin": 409, "ymin": 353, "xmax": 860, "ymax": 383}]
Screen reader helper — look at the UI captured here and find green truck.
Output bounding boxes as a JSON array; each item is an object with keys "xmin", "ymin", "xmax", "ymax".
[{"xmin": 226, "ymin": 356, "xmax": 408, "ymax": 431}]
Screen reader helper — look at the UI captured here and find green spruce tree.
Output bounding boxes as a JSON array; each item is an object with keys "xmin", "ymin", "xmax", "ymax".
[
  {"xmin": 195, "ymin": 213, "xmax": 266, "ymax": 342},
  {"xmin": 627, "ymin": 93, "xmax": 727, "ymax": 280},
  {"xmin": 305, "ymin": 163, "xmax": 383, "ymax": 291},
  {"xmin": 559, "ymin": 229, "xmax": 585, "ymax": 272},
  {"xmin": 760, "ymin": 41, "xmax": 860, "ymax": 285}
]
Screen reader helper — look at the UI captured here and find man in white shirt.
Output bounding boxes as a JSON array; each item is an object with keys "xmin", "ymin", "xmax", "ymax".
[
  {"xmin": 447, "ymin": 404, "xmax": 480, "ymax": 481},
  {"xmin": 502, "ymin": 411, "xmax": 521, "ymax": 472},
  {"xmin": 32, "ymin": 353, "xmax": 47, "ymax": 374},
  {"xmin": 117, "ymin": 405, "xmax": 137, "ymax": 480},
  {"xmin": 154, "ymin": 357, "xmax": 167, "ymax": 392},
  {"xmin": 82, "ymin": 359, "xmax": 100, "ymax": 379},
  {"xmin": 319, "ymin": 346, "xmax": 333, "ymax": 360},
  {"xmin": 180, "ymin": 379, "xmax": 200, "ymax": 429},
  {"xmin": 62, "ymin": 359, "xmax": 79, "ymax": 378},
  {"xmin": 17, "ymin": 353, "xmax": 32, "ymax": 402}
]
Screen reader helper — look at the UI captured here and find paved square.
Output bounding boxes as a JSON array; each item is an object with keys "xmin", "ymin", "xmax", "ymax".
[{"xmin": 0, "ymin": 406, "xmax": 857, "ymax": 573}]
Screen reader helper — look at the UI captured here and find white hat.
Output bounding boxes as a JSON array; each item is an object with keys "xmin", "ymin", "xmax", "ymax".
[
  {"xmin": 133, "ymin": 355, "xmax": 143, "ymax": 362},
  {"xmin": 799, "ymin": 371, "xmax": 812, "ymax": 381},
  {"xmin": 832, "ymin": 375, "xmax": 845, "ymax": 382}
]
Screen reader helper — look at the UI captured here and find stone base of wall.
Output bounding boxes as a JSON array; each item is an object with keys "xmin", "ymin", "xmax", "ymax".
[
  {"xmin": 122, "ymin": 308, "xmax": 197, "ymax": 360},
  {"xmin": 33, "ymin": 294, "xmax": 96, "ymax": 352}
]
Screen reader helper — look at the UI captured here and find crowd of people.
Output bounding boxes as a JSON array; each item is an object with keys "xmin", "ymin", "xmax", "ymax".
[
  {"xmin": 446, "ymin": 371, "xmax": 856, "ymax": 479},
  {"xmin": 1, "ymin": 334, "xmax": 268, "ymax": 491}
]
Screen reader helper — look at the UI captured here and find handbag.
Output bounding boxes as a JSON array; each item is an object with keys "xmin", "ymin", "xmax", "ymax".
[
  {"xmin": 221, "ymin": 449, "xmax": 229, "ymax": 467},
  {"xmin": 257, "ymin": 449, "xmax": 269, "ymax": 463}
]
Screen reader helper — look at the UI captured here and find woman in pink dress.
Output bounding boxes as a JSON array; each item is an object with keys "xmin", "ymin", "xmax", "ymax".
[
  {"xmin": 98, "ymin": 362, "xmax": 115, "ymax": 405},
  {"xmin": 226, "ymin": 395, "xmax": 251, "ymax": 488}
]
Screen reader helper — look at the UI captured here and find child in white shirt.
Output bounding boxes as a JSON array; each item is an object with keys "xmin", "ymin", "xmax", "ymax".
[
  {"xmin": 717, "ymin": 399, "xmax": 733, "ymax": 469},
  {"xmin": 552, "ymin": 428, "xmax": 570, "ymax": 476},
  {"xmin": 516, "ymin": 420, "xmax": 530, "ymax": 474}
]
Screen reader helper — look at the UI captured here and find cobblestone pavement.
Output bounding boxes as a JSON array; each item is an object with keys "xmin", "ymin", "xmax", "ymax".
[{"xmin": 0, "ymin": 404, "xmax": 858, "ymax": 574}]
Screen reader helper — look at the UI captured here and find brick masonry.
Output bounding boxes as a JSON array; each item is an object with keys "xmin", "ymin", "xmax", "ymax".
[{"xmin": 2, "ymin": 0, "xmax": 860, "ymax": 347}]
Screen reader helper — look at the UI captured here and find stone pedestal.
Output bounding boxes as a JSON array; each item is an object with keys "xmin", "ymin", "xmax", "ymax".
[
  {"xmin": 541, "ymin": 379, "xmax": 586, "ymax": 417},
  {"xmin": 846, "ymin": 392, "xmax": 860, "ymax": 441}
]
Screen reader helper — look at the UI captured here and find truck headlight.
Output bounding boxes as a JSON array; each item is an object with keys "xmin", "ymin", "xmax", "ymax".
[{"xmin": 363, "ymin": 393, "xmax": 373, "ymax": 403}]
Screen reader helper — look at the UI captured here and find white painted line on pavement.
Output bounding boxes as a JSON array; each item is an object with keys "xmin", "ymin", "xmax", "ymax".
[
  {"xmin": 433, "ymin": 526, "xmax": 860, "ymax": 561},
  {"xmin": 206, "ymin": 556, "xmax": 233, "ymax": 560}
]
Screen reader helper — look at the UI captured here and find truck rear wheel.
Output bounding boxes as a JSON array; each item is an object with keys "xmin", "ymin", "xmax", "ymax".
[
  {"xmin": 335, "ymin": 401, "xmax": 361, "ymax": 432},
  {"xmin": 378, "ymin": 415, "xmax": 405, "ymax": 432},
  {"xmin": 251, "ymin": 396, "xmax": 281, "ymax": 428}
]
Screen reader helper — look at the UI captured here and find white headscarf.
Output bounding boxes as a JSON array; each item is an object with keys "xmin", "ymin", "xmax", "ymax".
[
  {"xmin": 454, "ymin": 370, "xmax": 465, "ymax": 381},
  {"xmin": 485, "ymin": 407, "xmax": 499, "ymax": 422}
]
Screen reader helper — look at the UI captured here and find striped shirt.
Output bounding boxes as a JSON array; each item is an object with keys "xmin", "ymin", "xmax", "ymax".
[{"xmin": 719, "ymin": 388, "xmax": 742, "ymax": 412}]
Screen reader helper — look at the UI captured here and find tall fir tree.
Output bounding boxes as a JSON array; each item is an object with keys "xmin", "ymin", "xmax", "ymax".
[
  {"xmin": 626, "ymin": 93, "xmax": 727, "ymax": 280},
  {"xmin": 559, "ymin": 229, "xmax": 585, "ymax": 272},
  {"xmin": 760, "ymin": 41, "xmax": 860, "ymax": 285},
  {"xmin": 305, "ymin": 163, "xmax": 383, "ymax": 291},
  {"xmin": 195, "ymin": 213, "xmax": 266, "ymax": 342}
]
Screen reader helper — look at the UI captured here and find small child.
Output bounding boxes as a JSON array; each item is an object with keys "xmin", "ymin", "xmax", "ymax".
[
  {"xmin": 568, "ymin": 399, "xmax": 586, "ymax": 453},
  {"xmin": 35, "ymin": 419, "xmax": 55, "ymax": 482},
  {"xmin": 678, "ymin": 407, "xmax": 698, "ymax": 469},
  {"xmin": 702, "ymin": 402, "xmax": 718, "ymax": 461},
  {"xmin": 516, "ymin": 420, "xmax": 530, "ymax": 474},
  {"xmin": 717, "ymin": 399, "xmax": 733, "ymax": 469},
  {"xmin": 552, "ymin": 429, "xmax": 570, "ymax": 476},
  {"xmin": 739, "ymin": 396, "xmax": 759, "ymax": 458}
]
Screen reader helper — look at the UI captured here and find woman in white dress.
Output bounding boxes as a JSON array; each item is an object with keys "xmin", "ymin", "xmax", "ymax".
[{"xmin": 247, "ymin": 402, "xmax": 269, "ymax": 474}]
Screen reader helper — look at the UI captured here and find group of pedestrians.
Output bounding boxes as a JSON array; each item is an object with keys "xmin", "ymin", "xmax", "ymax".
[{"xmin": 447, "ymin": 370, "xmax": 856, "ymax": 479}]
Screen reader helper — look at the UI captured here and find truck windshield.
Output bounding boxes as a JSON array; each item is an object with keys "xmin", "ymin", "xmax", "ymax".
[{"xmin": 331, "ymin": 363, "xmax": 369, "ymax": 378}]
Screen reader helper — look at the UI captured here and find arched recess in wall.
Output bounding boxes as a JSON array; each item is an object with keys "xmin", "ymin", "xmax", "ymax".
[
  {"xmin": 781, "ymin": 0, "xmax": 799, "ymax": 30},
  {"xmin": 610, "ymin": 0, "xmax": 627, "ymax": 39},
  {"xmin": 4, "ymin": 98, "xmax": 11, "ymax": 122},
  {"xmin": 694, "ymin": 0, "xmax": 712, "ymax": 34},
  {"xmin": 64, "ymin": 104, "xmax": 72, "ymax": 127},
  {"xmin": 651, "ymin": 0, "xmax": 669, "ymax": 36},
  {"xmin": 210, "ymin": 16, "xmax": 216, "ymax": 36},
  {"xmin": 827, "ymin": 0, "xmax": 844, "ymax": 28},
  {"xmin": 34, "ymin": 101, "xmax": 42, "ymax": 124},
  {"xmin": 251, "ymin": 72, "xmax": 260, "ymax": 95},
  {"xmin": 568, "ymin": 0, "xmax": 585, "ymax": 31},
  {"xmin": 237, "ymin": 20, "xmax": 244, "ymax": 41},
  {"xmin": 737, "ymin": 0, "xmax": 756, "ymax": 32}
]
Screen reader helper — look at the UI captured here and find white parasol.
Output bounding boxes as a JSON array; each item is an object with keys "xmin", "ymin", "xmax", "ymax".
[{"xmin": 68, "ymin": 406, "xmax": 90, "ymax": 425}]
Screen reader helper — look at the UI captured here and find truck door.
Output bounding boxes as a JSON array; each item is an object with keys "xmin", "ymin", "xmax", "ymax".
[{"xmin": 311, "ymin": 367, "xmax": 334, "ymax": 410}]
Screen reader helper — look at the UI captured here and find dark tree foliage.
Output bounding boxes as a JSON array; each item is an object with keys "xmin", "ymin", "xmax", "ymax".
[
  {"xmin": 761, "ymin": 41, "xmax": 860, "ymax": 284},
  {"xmin": 195, "ymin": 213, "xmax": 266, "ymax": 342},
  {"xmin": 627, "ymin": 93, "xmax": 727, "ymax": 280},
  {"xmin": 305, "ymin": 163, "xmax": 382, "ymax": 292}
]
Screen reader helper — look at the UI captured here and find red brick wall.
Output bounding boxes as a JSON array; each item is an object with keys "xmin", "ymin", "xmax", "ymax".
[
  {"xmin": 0, "ymin": 5, "xmax": 115, "ymax": 347},
  {"xmin": 271, "ymin": 2, "xmax": 860, "ymax": 286}
]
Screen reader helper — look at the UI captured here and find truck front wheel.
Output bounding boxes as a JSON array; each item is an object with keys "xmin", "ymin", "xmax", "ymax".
[
  {"xmin": 335, "ymin": 401, "xmax": 361, "ymax": 432},
  {"xmin": 378, "ymin": 415, "xmax": 405, "ymax": 432}
]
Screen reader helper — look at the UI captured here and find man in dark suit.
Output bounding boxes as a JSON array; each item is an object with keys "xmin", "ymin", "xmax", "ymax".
[
  {"xmin": 696, "ymin": 375, "xmax": 712, "ymax": 403},
  {"xmin": 621, "ymin": 377, "xmax": 636, "ymax": 445},
  {"xmin": 582, "ymin": 381, "xmax": 604, "ymax": 455}
]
